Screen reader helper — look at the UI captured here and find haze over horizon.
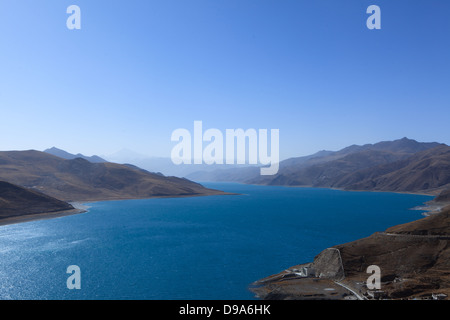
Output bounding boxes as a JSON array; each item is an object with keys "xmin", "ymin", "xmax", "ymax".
[
  {"xmin": 1, "ymin": 1, "xmax": 449, "ymax": 160},
  {"xmin": 32, "ymin": 136, "xmax": 450, "ymax": 164},
  {"xmin": 0, "ymin": 136, "xmax": 447, "ymax": 167}
]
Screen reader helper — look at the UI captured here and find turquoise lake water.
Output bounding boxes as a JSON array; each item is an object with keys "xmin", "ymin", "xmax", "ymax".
[{"xmin": 0, "ymin": 183, "xmax": 433, "ymax": 300}]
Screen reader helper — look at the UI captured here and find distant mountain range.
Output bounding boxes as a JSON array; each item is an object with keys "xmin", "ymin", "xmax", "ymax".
[
  {"xmin": 2, "ymin": 138, "xmax": 449, "ymax": 222},
  {"xmin": 44, "ymin": 147, "xmax": 106, "ymax": 163},
  {"xmin": 187, "ymin": 138, "xmax": 450, "ymax": 196},
  {"xmin": 103, "ymin": 148, "xmax": 259, "ymax": 177},
  {"xmin": 0, "ymin": 150, "xmax": 228, "ymax": 202}
]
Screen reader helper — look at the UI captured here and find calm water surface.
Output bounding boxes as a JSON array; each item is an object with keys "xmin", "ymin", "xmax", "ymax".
[{"xmin": 0, "ymin": 183, "xmax": 432, "ymax": 300}]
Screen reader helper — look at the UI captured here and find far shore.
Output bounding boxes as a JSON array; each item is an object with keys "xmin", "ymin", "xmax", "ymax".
[
  {"xmin": 205, "ymin": 180, "xmax": 442, "ymax": 197},
  {"xmin": 201, "ymin": 181, "xmax": 450, "ymax": 218}
]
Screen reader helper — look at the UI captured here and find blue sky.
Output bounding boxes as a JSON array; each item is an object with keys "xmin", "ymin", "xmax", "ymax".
[{"xmin": 0, "ymin": 0, "xmax": 449, "ymax": 160}]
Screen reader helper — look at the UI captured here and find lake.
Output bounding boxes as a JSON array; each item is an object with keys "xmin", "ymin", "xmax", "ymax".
[{"xmin": 0, "ymin": 183, "xmax": 432, "ymax": 300}]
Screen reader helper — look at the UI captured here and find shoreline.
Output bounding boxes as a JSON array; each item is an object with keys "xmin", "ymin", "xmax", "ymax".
[
  {"xmin": 280, "ymin": 184, "xmax": 440, "ymax": 197},
  {"xmin": 411, "ymin": 201, "xmax": 450, "ymax": 216},
  {"xmin": 206, "ymin": 180, "xmax": 442, "ymax": 197},
  {"xmin": 0, "ymin": 207, "xmax": 88, "ymax": 227},
  {"xmin": 0, "ymin": 191, "xmax": 238, "ymax": 227}
]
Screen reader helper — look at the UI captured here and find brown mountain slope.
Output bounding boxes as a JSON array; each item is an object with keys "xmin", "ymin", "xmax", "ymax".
[
  {"xmin": 246, "ymin": 142, "xmax": 450, "ymax": 196},
  {"xmin": 334, "ymin": 145, "xmax": 450, "ymax": 193},
  {"xmin": 248, "ymin": 149, "xmax": 412, "ymax": 187},
  {"xmin": 246, "ymin": 138, "xmax": 442, "ymax": 188},
  {"xmin": 436, "ymin": 189, "xmax": 450, "ymax": 203},
  {"xmin": 0, "ymin": 150, "xmax": 227, "ymax": 202},
  {"xmin": 335, "ymin": 207, "xmax": 450, "ymax": 299},
  {"xmin": 0, "ymin": 181, "xmax": 74, "ymax": 219}
]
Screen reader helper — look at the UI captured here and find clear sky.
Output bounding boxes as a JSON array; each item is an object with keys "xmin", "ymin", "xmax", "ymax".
[{"xmin": 0, "ymin": 0, "xmax": 449, "ymax": 160}]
